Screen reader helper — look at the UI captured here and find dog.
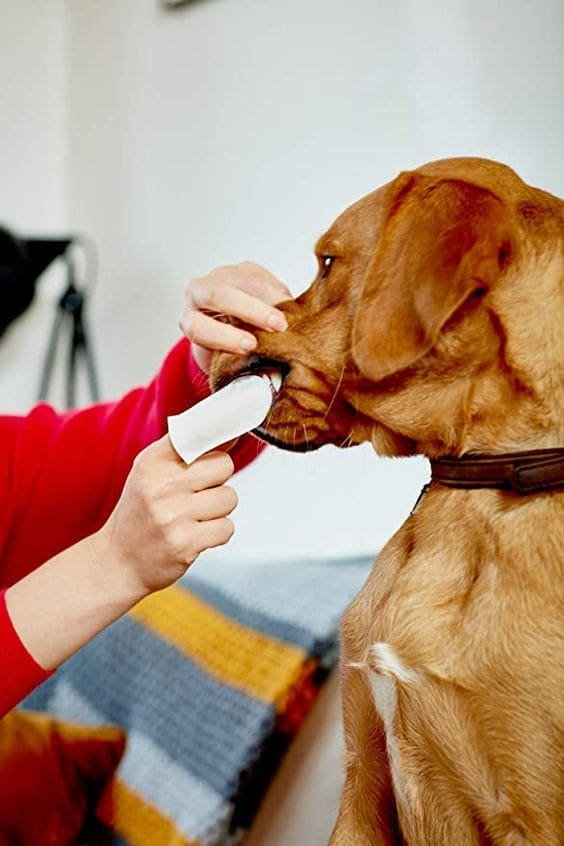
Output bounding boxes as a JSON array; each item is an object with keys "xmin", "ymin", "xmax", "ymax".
[{"xmin": 211, "ymin": 158, "xmax": 564, "ymax": 844}]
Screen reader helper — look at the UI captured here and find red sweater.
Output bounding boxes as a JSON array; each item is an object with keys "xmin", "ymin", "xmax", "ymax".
[{"xmin": 0, "ymin": 339, "xmax": 264, "ymax": 715}]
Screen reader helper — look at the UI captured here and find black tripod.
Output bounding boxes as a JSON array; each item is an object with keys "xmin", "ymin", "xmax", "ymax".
[{"xmin": 37, "ymin": 250, "xmax": 100, "ymax": 408}]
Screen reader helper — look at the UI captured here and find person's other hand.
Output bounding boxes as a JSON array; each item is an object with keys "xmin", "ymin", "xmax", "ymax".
[
  {"xmin": 94, "ymin": 437, "xmax": 237, "ymax": 599},
  {"xmin": 180, "ymin": 262, "xmax": 292, "ymax": 373}
]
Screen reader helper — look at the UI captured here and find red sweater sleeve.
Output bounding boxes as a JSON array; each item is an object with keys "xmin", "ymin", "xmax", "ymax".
[
  {"xmin": 0, "ymin": 338, "xmax": 264, "ymax": 712},
  {"xmin": 0, "ymin": 590, "xmax": 55, "ymax": 714}
]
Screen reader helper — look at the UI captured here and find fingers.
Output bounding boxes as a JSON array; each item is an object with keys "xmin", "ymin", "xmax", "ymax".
[
  {"xmin": 137, "ymin": 440, "xmax": 235, "ymax": 497},
  {"xmin": 180, "ymin": 262, "xmax": 292, "ymax": 373},
  {"xmin": 185, "ymin": 451, "xmax": 235, "ymax": 491},
  {"xmin": 182, "ymin": 311, "xmax": 258, "ymax": 356},
  {"xmin": 221, "ymin": 262, "xmax": 292, "ymax": 307},
  {"xmin": 196, "ymin": 517, "xmax": 235, "ymax": 550},
  {"xmin": 142, "ymin": 441, "xmax": 235, "ymax": 488},
  {"xmin": 184, "ymin": 262, "xmax": 291, "ymax": 330},
  {"xmin": 185, "ymin": 278, "xmax": 288, "ymax": 334},
  {"xmin": 187, "ymin": 262, "xmax": 291, "ymax": 305},
  {"xmin": 189, "ymin": 485, "xmax": 238, "ymax": 520},
  {"xmin": 105, "ymin": 440, "xmax": 238, "ymax": 597}
]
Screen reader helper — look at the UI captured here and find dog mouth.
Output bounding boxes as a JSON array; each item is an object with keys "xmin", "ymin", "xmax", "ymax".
[
  {"xmin": 213, "ymin": 355, "xmax": 296, "ymax": 442},
  {"xmin": 252, "ymin": 377, "xmax": 334, "ymax": 454},
  {"xmin": 251, "ymin": 426, "xmax": 324, "ymax": 452},
  {"xmin": 214, "ymin": 354, "xmax": 348, "ymax": 453},
  {"xmin": 214, "ymin": 355, "xmax": 289, "ymax": 394}
]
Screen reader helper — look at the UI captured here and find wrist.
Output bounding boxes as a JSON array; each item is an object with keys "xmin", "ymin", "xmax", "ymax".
[
  {"xmin": 5, "ymin": 533, "xmax": 147, "ymax": 672},
  {"xmin": 86, "ymin": 528, "xmax": 150, "ymax": 612}
]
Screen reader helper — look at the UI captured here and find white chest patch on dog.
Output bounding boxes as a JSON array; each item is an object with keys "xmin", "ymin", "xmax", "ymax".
[{"xmin": 357, "ymin": 642, "xmax": 420, "ymax": 818}]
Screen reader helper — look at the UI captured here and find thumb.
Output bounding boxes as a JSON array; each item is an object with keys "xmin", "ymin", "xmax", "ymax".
[{"xmin": 142, "ymin": 433, "xmax": 183, "ymax": 464}]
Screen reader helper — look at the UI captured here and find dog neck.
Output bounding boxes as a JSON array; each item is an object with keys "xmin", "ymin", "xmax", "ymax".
[{"xmin": 430, "ymin": 448, "xmax": 564, "ymax": 494}]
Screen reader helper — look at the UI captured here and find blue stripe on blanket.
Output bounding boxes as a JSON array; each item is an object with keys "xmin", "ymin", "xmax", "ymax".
[
  {"xmin": 26, "ymin": 616, "xmax": 274, "ymax": 798},
  {"xmin": 45, "ymin": 679, "xmax": 233, "ymax": 843},
  {"xmin": 22, "ymin": 553, "xmax": 375, "ymax": 845},
  {"xmin": 185, "ymin": 555, "xmax": 372, "ymax": 641},
  {"xmin": 182, "ymin": 577, "xmax": 320, "ymax": 654}
]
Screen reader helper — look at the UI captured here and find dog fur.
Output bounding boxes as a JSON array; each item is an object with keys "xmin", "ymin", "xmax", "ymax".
[{"xmin": 212, "ymin": 158, "xmax": 564, "ymax": 845}]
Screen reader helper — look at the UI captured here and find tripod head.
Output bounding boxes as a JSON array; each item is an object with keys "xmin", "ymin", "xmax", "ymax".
[
  {"xmin": 0, "ymin": 226, "xmax": 73, "ymax": 337},
  {"xmin": 0, "ymin": 225, "xmax": 100, "ymax": 407}
]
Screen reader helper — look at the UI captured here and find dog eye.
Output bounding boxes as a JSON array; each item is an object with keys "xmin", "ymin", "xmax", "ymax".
[{"xmin": 320, "ymin": 255, "xmax": 334, "ymax": 279}]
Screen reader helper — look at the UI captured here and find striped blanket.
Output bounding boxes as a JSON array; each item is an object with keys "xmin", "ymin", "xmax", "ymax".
[{"xmin": 23, "ymin": 554, "xmax": 373, "ymax": 845}]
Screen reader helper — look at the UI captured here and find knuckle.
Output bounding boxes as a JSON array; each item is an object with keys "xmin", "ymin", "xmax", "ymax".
[
  {"xmin": 185, "ymin": 276, "xmax": 200, "ymax": 294},
  {"xmin": 186, "ymin": 275, "xmax": 208, "ymax": 301},
  {"xmin": 190, "ymin": 526, "xmax": 210, "ymax": 559},
  {"xmin": 131, "ymin": 455, "xmax": 152, "ymax": 490},
  {"xmin": 237, "ymin": 260, "xmax": 256, "ymax": 272},
  {"xmin": 179, "ymin": 535, "xmax": 199, "ymax": 565},
  {"xmin": 182, "ymin": 310, "xmax": 200, "ymax": 339},
  {"xmin": 152, "ymin": 500, "xmax": 173, "ymax": 532},
  {"xmin": 133, "ymin": 442, "xmax": 154, "ymax": 467},
  {"xmin": 217, "ymin": 518, "xmax": 235, "ymax": 544},
  {"xmin": 218, "ymin": 453, "xmax": 235, "ymax": 477},
  {"xmin": 174, "ymin": 516, "xmax": 198, "ymax": 549},
  {"xmin": 205, "ymin": 451, "xmax": 234, "ymax": 479},
  {"xmin": 190, "ymin": 277, "xmax": 213, "ymax": 308},
  {"xmin": 223, "ymin": 486, "xmax": 238, "ymax": 512},
  {"xmin": 207, "ymin": 283, "xmax": 226, "ymax": 311},
  {"xmin": 189, "ymin": 526, "xmax": 205, "ymax": 555},
  {"xmin": 131, "ymin": 451, "xmax": 144, "ymax": 475}
]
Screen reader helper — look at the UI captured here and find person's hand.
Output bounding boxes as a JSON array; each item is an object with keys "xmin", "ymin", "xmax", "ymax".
[
  {"xmin": 180, "ymin": 262, "xmax": 292, "ymax": 372},
  {"xmin": 93, "ymin": 436, "xmax": 237, "ymax": 599},
  {"xmin": 5, "ymin": 438, "xmax": 237, "ymax": 675}
]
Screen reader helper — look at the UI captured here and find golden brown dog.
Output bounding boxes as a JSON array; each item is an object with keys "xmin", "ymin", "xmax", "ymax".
[{"xmin": 211, "ymin": 158, "xmax": 564, "ymax": 845}]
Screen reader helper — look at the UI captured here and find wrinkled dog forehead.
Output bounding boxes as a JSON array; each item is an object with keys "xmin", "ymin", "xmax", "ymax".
[{"xmin": 319, "ymin": 182, "xmax": 391, "ymax": 252}]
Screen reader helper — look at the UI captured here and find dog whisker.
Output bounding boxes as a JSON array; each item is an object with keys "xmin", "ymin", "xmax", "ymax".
[{"xmin": 323, "ymin": 362, "xmax": 346, "ymax": 421}]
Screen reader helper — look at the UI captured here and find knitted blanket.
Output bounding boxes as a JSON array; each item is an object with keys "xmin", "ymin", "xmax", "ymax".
[{"xmin": 24, "ymin": 554, "xmax": 373, "ymax": 845}]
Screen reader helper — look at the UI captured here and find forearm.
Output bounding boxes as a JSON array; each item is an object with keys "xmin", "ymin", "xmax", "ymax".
[
  {"xmin": 5, "ymin": 531, "xmax": 145, "ymax": 672},
  {"xmin": 0, "ymin": 340, "xmax": 263, "ymax": 590}
]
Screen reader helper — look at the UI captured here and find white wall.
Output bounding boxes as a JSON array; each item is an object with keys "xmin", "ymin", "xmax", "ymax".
[
  {"xmin": 2, "ymin": 0, "xmax": 563, "ymax": 561},
  {"xmin": 0, "ymin": 0, "xmax": 69, "ymax": 412}
]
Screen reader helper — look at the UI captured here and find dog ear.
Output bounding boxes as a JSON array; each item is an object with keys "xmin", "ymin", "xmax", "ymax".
[{"xmin": 352, "ymin": 175, "xmax": 512, "ymax": 382}]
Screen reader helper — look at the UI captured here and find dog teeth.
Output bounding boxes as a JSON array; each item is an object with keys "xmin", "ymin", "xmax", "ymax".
[
  {"xmin": 270, "ymin": 372, "xmax": 283, "ymax": 393},
  {"xmin": 262, "ymin": 371, "xmax": 283, "ymax": 394}
]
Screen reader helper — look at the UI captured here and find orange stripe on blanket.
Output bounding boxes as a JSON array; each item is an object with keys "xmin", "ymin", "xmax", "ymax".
[
  {"xmin": 129, "ymin": 585, "xmax": 306, "ymax": 708},
  {"xmin": 98, "ymin": 778, "xmax": 198, "ymax": 846}
]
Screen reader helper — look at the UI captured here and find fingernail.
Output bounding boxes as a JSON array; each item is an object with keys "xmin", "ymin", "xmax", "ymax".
[
  {"xmin": 240, "ymin": 336, "xmax": 256, "ymax": 352},
  {"xmin": 267, "ymin": 313, "xmax": 288, "ymax": 331}
]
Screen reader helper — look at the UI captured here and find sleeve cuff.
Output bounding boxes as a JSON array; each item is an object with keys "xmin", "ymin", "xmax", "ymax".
[{"xmin": 0, "ymin": 589, "xmax": 54, "ymax": 715}]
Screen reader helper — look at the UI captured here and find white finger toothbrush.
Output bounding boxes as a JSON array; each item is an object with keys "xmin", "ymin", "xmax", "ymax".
[{"xmin": 167, "ymin": 372, "xmax": 282, "ymax": 465}]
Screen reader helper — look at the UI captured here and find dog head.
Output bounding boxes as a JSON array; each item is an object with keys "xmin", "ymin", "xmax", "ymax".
[{"xmin": 212, "ymin": 158, "xmax": 563, "ymax": 458}]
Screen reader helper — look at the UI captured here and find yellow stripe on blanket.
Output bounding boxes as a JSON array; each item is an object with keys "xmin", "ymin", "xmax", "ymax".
[
  {"xmin": 130, "ymin": 586, "xmax": 306, "ymax": 708},
  {"xmin": 99, "ymin": 779, "xmax": 197, "ymax": 846}
]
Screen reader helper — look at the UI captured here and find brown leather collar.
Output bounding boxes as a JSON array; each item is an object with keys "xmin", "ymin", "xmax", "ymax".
[{"xmin": 430, "ymin": 449, "xmax": 564, "ymax": 495}]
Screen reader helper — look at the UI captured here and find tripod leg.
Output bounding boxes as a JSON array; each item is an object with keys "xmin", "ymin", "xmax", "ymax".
[
  {"xmin": 79, "ymin": 317, "xmax": 101, "ymax": 403},
  {"xmin": 69, "ymin": 312, "xmax": 100, "ymax": 407},
  {"xmin": 38, "ymin": 307, "xmax": 65, "ymax": 403},
  {"xmin": 67, "ymin": 314, "xmax": 81, "ymax": 409}
]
